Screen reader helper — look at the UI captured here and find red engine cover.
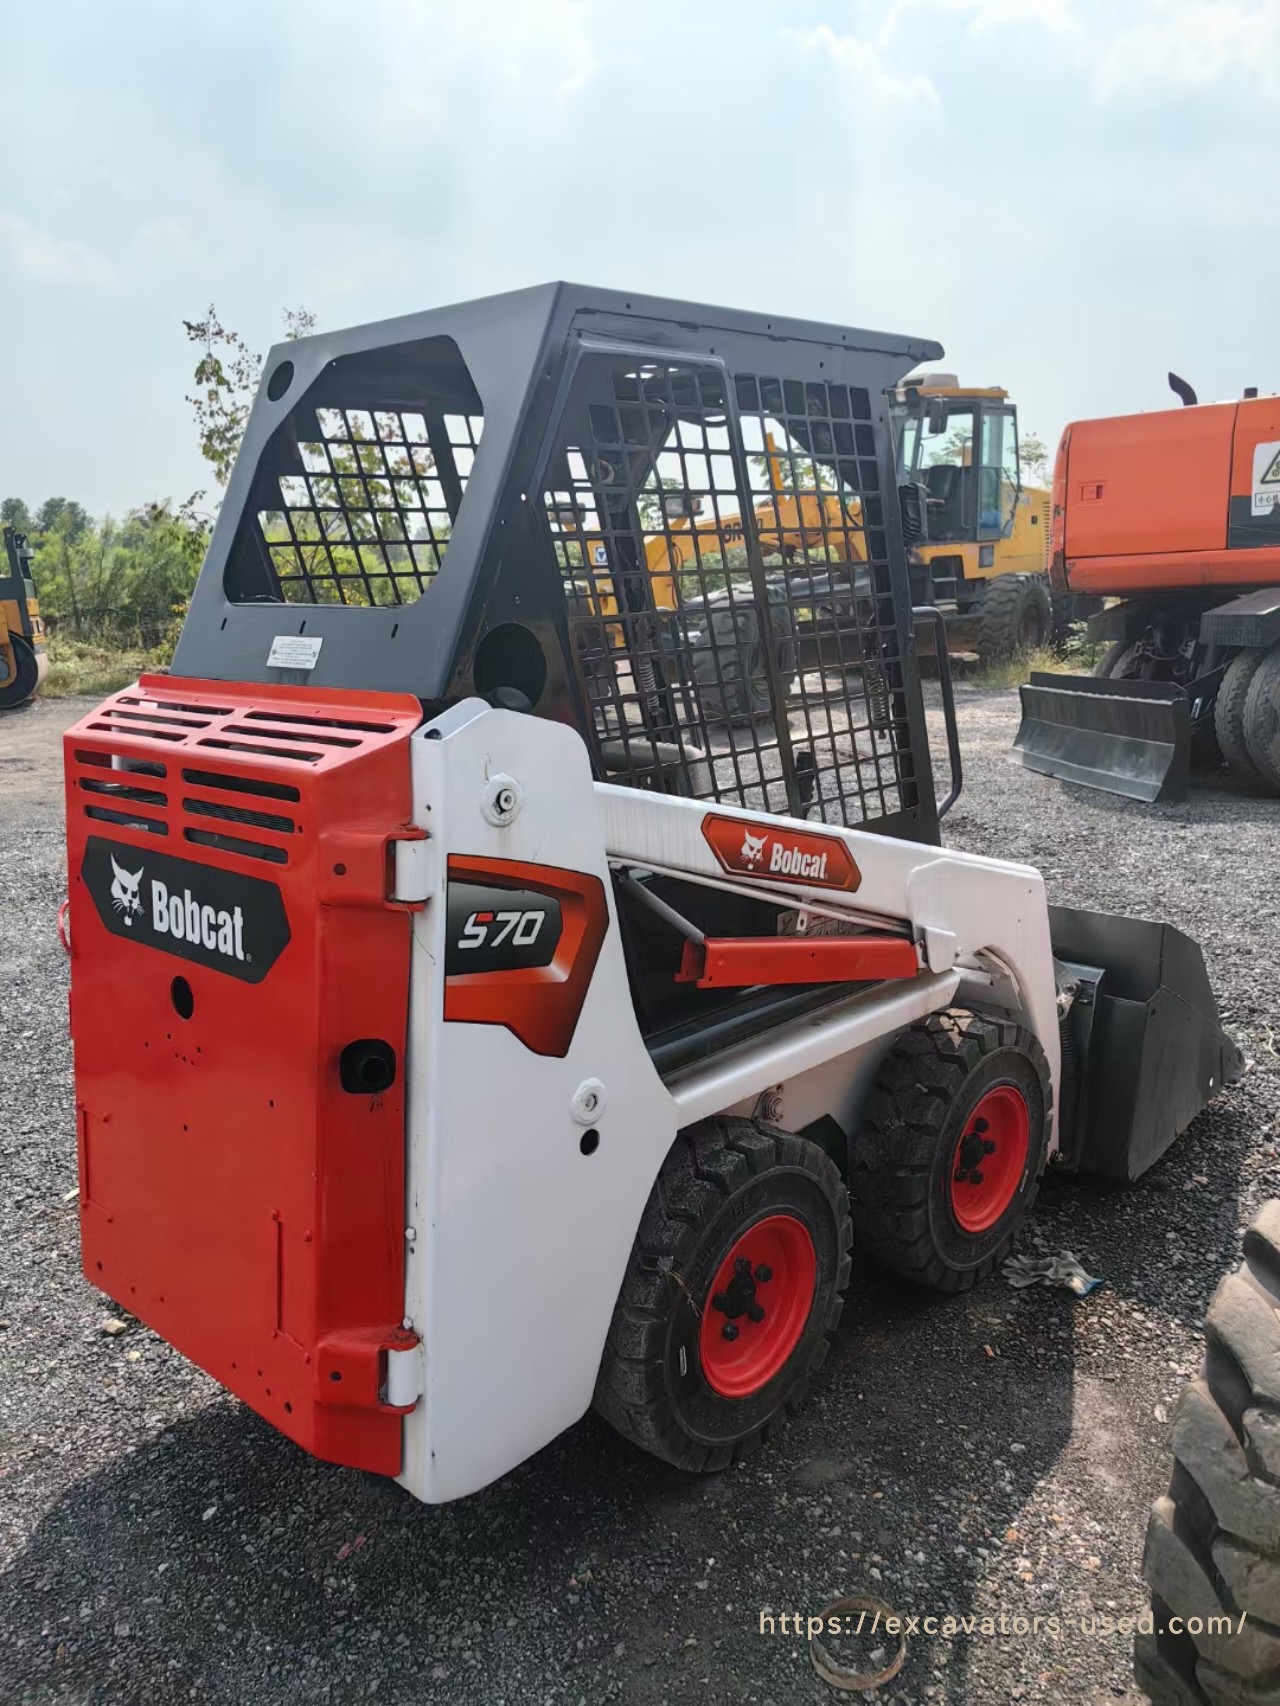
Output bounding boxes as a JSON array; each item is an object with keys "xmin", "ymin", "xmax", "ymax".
[{"xmin": 64, "ymin": 674, "xmax": 424, "ymax": 1475}]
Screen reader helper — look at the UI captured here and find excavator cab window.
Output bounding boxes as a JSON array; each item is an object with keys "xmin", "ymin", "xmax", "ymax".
[
  {"xmin": 978, "ymin": 407, "xmax": 1020, "ymax": 539},
  {"xmin": 914, "ymin": 405, "xmax": 976, "ymax": 542}
]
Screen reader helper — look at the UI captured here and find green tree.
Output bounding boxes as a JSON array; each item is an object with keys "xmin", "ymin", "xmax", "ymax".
[
  {"xmin": 1019, "ymin": 434, "xmax": 1050, "ymax": 485},
  {"xmin": 33, "ymin": 503, "xmax": 207, "ymax": 643},
  {"xmin": 1, "ymin": 497, "xmax": 33, "ymax": 532},
  {"xmin": 184, "ymin": 304, "xmax": 318, "ymax": 487},
  {"xmin": 35, "ymin": 496, "xmax": 91, "ymax": 539},
  {"xmin": 34, "ymin": 511, "xmax": 109, "ymax": 633}
]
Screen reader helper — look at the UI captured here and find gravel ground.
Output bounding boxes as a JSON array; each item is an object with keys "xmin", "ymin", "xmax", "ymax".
[{"xmin": 2, "ymin": 686, "xmax": 1279, "ymax": 1706}]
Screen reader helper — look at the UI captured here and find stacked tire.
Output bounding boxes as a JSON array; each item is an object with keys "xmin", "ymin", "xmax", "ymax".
[{"xmin": 1136, "ymin": 1202, "xmax": 1280, "ymax": 1705}]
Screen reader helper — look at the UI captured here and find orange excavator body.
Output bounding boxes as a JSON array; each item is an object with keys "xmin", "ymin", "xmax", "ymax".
[
  {"xmin": 1017, "ymin": 388, "xmax": 1280, "ymax": 804},
  {"xmin": 1052, "ymin": 395, "xmax": 1280, "ymax": 597}
]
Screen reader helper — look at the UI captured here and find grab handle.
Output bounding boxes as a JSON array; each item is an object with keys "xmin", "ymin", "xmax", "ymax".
[{"xmin": 912, "ymin": 606, "xmax": 963, "ymax": 819}]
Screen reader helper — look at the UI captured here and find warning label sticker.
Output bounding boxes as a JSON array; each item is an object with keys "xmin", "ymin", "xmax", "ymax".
[{"xmin": 1253, "ymin": 441, "xmax": 1280, "ymax": 516}]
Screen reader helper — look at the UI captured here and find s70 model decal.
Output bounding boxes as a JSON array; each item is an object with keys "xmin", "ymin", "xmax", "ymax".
[{"xmin": 443, "ymin": 856, "xmax": 609, "ymax": 1057}]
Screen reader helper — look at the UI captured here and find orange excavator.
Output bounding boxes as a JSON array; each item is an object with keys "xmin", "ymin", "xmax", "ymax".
[{"xmin": 1013, "ymin": 376, "xmax": 1280, "ymax": 800}]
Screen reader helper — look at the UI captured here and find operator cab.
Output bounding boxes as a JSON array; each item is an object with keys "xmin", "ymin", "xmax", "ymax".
[{"xmin": 895, "ymin": 376, "xmax": 1022, "ymax": 545}]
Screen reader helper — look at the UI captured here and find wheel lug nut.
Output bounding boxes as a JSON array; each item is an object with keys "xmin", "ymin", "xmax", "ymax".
[
  {"xmin": 954, "ymin": 1168, "xmax": 968, "ymax": 1182},
  {"xmin": 721, "ymin": 1322, "xmax": 740, "ymax": 1342},
  {"xmin": 734, "ymin": 1256, "xmax": 753, "ymax": 1276},
  {"xmin": 970, "ymin": 1169, "xmax": 984, "ymax": 1185},
  {"xmin": 754, "ymin": 1264, "xmax": 773, "ymax": 1283},
  {"xmin": 747, "ymin": 1302, "xmax": 766, "ymax": 1324},
  {"xmin": 712, "ymin": 1291, "xmax": 730, "ymax": 1313},
  {"xmin": 982, "ymin": 1139, "xmax": 996, "ymax": 1155}
]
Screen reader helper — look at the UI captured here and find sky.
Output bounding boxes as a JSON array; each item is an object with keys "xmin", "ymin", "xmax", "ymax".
[{"xmin": 1, "ymin": 0, "xmax": 1276, "ymax": 516}]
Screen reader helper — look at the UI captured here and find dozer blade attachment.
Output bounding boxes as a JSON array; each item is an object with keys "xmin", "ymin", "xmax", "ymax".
[{"xmin": 1012, "ymin": 672, "xmax": 1190, "ymax": 803}]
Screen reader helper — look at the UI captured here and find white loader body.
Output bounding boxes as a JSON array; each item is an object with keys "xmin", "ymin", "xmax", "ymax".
[{"xmin": 399, "ymin": 701, "xmax": 1059, "ymax": 1502}]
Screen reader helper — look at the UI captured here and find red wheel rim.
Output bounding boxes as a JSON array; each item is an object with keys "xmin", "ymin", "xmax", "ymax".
[
  {"xmin": 699, "ymin": 1213, "xmax": 817, "ymax": 1399},
  {"xmin": 949, "ymin": 1084, "xmax": 1030, "ymax": 1234}
]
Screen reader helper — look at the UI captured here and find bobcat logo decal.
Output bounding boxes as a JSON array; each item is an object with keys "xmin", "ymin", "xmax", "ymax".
[
  {"xmin": 703, "ymin": 813, "xmax": 863, "ymax": 891},
  {"xmin": 739, "ymin": 828, "xmax": 768, "ymax": 867},
  {"xmin": 109, "ymin": 855, "xmax": 144, "ymax": 925}
]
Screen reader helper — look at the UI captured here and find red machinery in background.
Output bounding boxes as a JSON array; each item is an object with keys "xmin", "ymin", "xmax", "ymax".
[{"xmin": 1015, "ymin": 376, "xmax": 1280, "ymax": 801}]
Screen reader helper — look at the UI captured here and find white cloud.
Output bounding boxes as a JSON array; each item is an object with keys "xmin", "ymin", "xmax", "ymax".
[
  {"xmin": 793, "ymin": 21, "xmax": 940, "ymax": 107},
  {"xmin": 355, "ymin": 0, "xmax": 604, "ymax": 135},
  {"xmin": 963, "ymin": 0, "xmax": 1073, "ymax": 29},
  {"xmin": 894, "ymin": 0, "xmax": 1071, "ymax": 30},
  {"xmin": 879, "ymin": 0, "xmax": 1072, "ymax": 42},
  {"xmin": 0, "ymin": 212, "xmax": 117, "ymax": 287},
  {"xmin": 1091, "ymin": 0, "xmax": 1280, "ymax": 98},
  {"xmin": 857, "ymin": 0, "xmax": 1278, "ymax": 107}
]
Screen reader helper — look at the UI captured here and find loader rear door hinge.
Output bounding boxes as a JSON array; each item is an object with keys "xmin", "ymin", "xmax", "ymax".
[
  {"xmin": 392, "ymin": 836, "xmax": 437, "ymax": 905},
  {"xmin": 316, "ymin": 1325, "xmax": 422, "ymax": 1414},
  {"xmin": 384, "ymin": 1338, "xmax": 426, "ymax": 1409}
]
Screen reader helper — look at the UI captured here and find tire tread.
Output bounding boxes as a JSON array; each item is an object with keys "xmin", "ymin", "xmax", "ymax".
[
  {"xmin": 594, "ymin": 1118, "xmax": 850, "ymax": 1472},
  {"xmin": 1138, "ymin": 1201, "xmax": 1280, "ymax": 1702},
  {"xmin": 848, "ymin": 1007, "xmax": 1051, "ymax": 1292}
]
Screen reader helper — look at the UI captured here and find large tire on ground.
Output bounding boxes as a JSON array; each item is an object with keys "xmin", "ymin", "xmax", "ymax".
[
  {"xmin": 1135, "ymin": 1202, "xmax": 1280, "ymax": 1705},
  {"xmin": 976, "ymin": 575, "xmax": 1052, "ymax": 666},
  {"xmin": 594, "ymin": 1118, "xmax": 851, "ymax": 1471},
  {"xmin": 1050, "ymin": 588, "xmax": 1078, "ymax": 648},
  {"xmin": 691, "ymin": 595, "xmax": 794, "ymax": 724},
  {"xmin": 1097, "ymin": 638, "xmax": 1140, "ymax": 679},
  {"xmin": 1242, "ymin": 646, "xmax": 1280, "ymax": 796},
  {"xmin": 1215, "ymin": 650, "xmax": 1267, "ymax": 787},
  {"xmin": 849, "ymin": 1009, "xmax": 1051, "ymax": 1293},
  {"xmin": 0, "ymin": 632, "xmax": 39, "ymax": 710}
]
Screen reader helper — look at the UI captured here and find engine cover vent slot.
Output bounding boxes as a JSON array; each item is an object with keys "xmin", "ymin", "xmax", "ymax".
[
  {"xmin": 84, "ymin": 805, "xmax": 168, "ymax": 836},
  {"xmin": 79, "ymin": 778, "xmax": 167, "ymax": 807},
  {"xmin": 182, "ymin": 796, "xmax": 296, "ymax": 835},
  {"xmin": 180, "ymin": 767, "xmax": 300, "ymax": 802},
  {"xmin": 183, "ymin": 826, "xmax": 289, "ymax": 864}
]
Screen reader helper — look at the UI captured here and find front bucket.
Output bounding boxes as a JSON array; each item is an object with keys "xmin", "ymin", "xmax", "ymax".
[
  {"xmin": 1012, "ymin": 672, "xmax": 1190, "ymax": 803},
  {"xmin": 1050, "ymin": 905, "xmax": 1242, "ymax": 1182}
]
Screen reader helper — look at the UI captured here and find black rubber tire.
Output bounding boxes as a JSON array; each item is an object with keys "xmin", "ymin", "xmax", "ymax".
[
  {"xmin": 1242, "ymin": 646, "xmax": 1280, "ymax": 796},
  {"xmin": 593, "ymin": 1118, "xmax": 851, "ymax": 1472},
  {"xmin": 1215, "ymin": 650, "xmax": 1266, "ymax": 786},
  {"xmin": 848, "ymin": 1008, "xmax": 1052, "ymax": 1293},
  {"xmin": 691, "ymin": 595, "xmax": 794, "ymax": 724},
  {"xmin": 1097, "ymin": 638, "xmax": 1140, "ymax": 679},
  {"xmin": 976, "ymin": 574, "xmax": 1052, "ymax": 665},
  {"xmin": 1050, "ymin": 588, "xmax": 1079, "ymax": 648},
  {"xmin": 1135, "ymin": 1201, "xmax": 1280, "ymax": 1705},
  {"xmin": 0, "ymin": 632, "xmax": 39, "ymax": 711}
]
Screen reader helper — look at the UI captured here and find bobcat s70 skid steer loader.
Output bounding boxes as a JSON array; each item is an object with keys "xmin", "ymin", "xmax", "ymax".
[{"xmin": 63, "ymin": 286, "xmax": 1238, "ymax": 1502}]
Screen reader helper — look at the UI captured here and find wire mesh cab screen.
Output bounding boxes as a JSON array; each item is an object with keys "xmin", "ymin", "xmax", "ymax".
[
  {"xmin": 540, "ymin": 349, "xmax": 918, "ymax": 830},
  {"xmin": 225, "ymin": 336, "xmax": 483, "ymax": 608}
]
